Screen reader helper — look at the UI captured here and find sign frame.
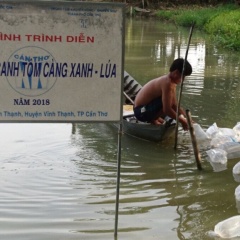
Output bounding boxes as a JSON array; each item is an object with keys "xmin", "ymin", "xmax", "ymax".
[{"xmin": 0, "ymin": 0, "xmax": 125, "ymax": 123}]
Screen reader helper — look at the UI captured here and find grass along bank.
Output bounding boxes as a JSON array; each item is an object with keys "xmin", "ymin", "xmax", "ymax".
[{"xmin": 155, "ymin": 4, "xmax": 240, "ymax": 51}]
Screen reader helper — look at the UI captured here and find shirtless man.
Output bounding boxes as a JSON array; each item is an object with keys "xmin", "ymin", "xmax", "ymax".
[{"xmin": 133, "ymin": 58, "xmax": 192, "ymax": 131}]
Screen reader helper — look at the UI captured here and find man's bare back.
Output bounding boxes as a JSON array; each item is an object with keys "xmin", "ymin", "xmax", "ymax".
[
  {"xmin": 134, "ymin": 74, "xmax": 174, "ymax": 109},
  {"xmin": 133, "ymin": 58, "xmax": 192, "ymax": 130}
]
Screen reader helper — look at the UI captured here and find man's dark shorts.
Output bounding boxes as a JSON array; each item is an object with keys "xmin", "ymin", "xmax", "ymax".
[{"xmin": 133, "ymin": 98, "xmax": 163, "ymax": 122}]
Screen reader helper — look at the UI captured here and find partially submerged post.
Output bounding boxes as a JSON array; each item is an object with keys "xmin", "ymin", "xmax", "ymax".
[{"xmin": 186, "ymin": 109, "xmax": 203, "ymax": 170}]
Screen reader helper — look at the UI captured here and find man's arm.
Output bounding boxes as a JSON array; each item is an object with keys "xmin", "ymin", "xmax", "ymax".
[{"xmin": 162, "ymin": 85, "xmax": 189, "ymax": 130}]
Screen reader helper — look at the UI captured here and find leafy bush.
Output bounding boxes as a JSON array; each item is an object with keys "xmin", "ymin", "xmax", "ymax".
[
  {"xmin": 155, "ymin": 10, "xmax": 178, "ymax": 21},
  {"xmin": 155, "ymin": 4, "xmax": 240, "ymax": 50},
  {"xmin": 205, "ymin": 10, "xmax": 240, "ymax": 50}
]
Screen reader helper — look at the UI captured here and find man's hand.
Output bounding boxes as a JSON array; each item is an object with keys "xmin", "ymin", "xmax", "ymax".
[{"xmin": 179, "ymin": 116, "xmax": 189, "ymax": 131}]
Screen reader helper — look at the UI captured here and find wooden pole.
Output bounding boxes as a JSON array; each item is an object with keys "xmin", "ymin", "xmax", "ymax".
[
  {"xmin": 174, "ymin": 22, "xmax": 195, "ymax": 149},
  {"xmin": 186, "ymin": 109, "xmax": 203, "ymax": 170}
]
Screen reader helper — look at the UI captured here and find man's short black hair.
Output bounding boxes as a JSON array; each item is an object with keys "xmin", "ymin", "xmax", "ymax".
[{"xmin": 169, "ymin": 58, "xmax": 192, "ymax": 76}]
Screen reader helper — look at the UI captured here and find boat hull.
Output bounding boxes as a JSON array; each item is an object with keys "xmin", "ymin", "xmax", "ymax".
[{"xmin": 122, "ymin": 116, "xmax": 176, "ymax": 142}]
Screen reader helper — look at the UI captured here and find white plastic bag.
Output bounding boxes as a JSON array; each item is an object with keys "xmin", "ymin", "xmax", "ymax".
[
  {"xmin": 206, "ymin": 123, "xmax": 219, "ymax": 139},
  {"xmin": 192, "ymin": 123, "xmax": 209, "ymax": 141},
  {"xmin": 214, "ymin": 215, "xmax": 240, "ymax": 238},
  {"xmin": 233, "ymin": 122, "xmax": 240, "ymax": 141},
  {"xmin": 235, "ymin": 186, "xmax": 240, "ymax": 213},
  {"xmin": 219, "ymin": 127, "xmax": 237, "ymax": 137},
  {"xmin": 219, "ymin": 142, "xmax": 240, "ymax": 159},
  {"xmin": 228, "ymin": 148, "xmax": 240, "ymax": 159},
  {"xmin": 233, "ymin": 122, "xmax": 240, "ymax": 134},
  {"xmin": 210, "ymin": 135, "xmax": 236, "ymax": 148},
  {"xmin": 233, "ymin": 162, "xmax": 240, "ymax": 182},
  {"xmin": 235, "ymin": 185, "xmax": 240, "ymax": 200},
  {"xmin": 206, "ymin": 148, "xmax": 227, "ymax": 172}
]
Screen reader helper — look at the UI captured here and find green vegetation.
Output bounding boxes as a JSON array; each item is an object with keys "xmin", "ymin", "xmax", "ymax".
[
  {"xmin": 156, "ymin": 4, "xmax": 240, "ymax": 51},
  {"xmin": 205, "ymin": 9, "xmax": 240, "ymax": 50}
]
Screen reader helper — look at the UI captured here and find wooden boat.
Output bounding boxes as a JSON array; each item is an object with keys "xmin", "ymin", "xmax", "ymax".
[{"xmin": 122, "ymin": 71, "xmax": 176, "ymax": 142}]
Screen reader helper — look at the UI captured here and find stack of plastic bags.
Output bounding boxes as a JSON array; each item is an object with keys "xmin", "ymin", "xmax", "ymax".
[
  {"xmin": 193, "ymin": 122, "xmax": 240, "ymax": 238},
  {"xmin": 193, "ymin": 122, "xmax": 240, "ymax": 172}
]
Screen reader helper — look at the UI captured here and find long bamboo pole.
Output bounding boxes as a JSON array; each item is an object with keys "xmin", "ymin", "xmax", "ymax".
[
  {"xmin": 174, "ymin": 22, "xmax": 195, "ymax": 149},
  {"xmin": 186, "ymin": 109, "xmax": 203, "ymax": 170}
]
